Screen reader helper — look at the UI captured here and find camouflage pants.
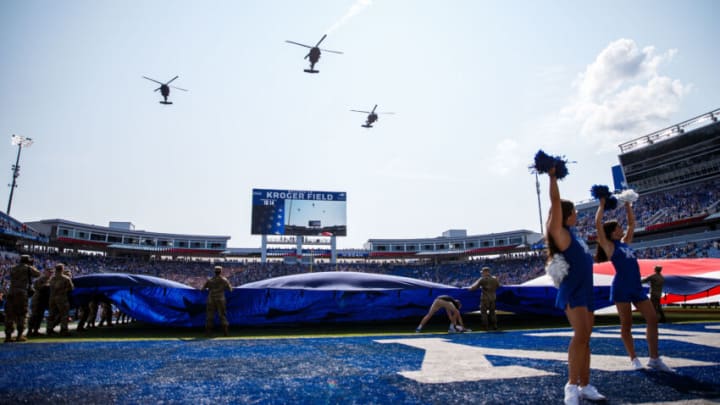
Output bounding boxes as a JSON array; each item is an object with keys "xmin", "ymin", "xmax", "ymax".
[
  {"xmin": 650, "ymin": 295, "xmax": 666, "ymax": 322},
  {"xmin": 47, "ymin": 297, "xmax": 71, "ymax": 332},
  {"xmin": 480, "ymin": 299, "xmax": 497, "ymax": 329},
  {"xmin": 206, "ymin": 296, "xmax": 228, "ymax": 329},
  {"xmin": 28, "ymin": 295, "xmax": 49, "ymax": 332},
  {"xmin": 4, "ymin": 291, "xmax": 29, "ymax": 335}
]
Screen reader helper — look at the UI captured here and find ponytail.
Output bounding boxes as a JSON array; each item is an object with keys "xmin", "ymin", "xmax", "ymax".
[{"xmin": 595, "ymin": 221, "xmax": 618, "ymax": 263}]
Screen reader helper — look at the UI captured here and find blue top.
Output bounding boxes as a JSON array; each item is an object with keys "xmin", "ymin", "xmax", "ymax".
[
  {"xmin": 610, "ymin": 240, "xmax": 646, "ymax": 303},
  {"xmin": 555, "ymin": 227, "xmax": 594, "ymax": 311}
]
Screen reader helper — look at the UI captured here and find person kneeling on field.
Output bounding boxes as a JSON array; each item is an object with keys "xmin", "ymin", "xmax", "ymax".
[{"xmin": 415, "ymin": 295, "xmax": 470, "ymax": 333}]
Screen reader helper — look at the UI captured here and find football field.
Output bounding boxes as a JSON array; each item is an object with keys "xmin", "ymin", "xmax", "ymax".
[{"xmin": 1, "ymin": 321, "xmax": 719, "ymax": 404}]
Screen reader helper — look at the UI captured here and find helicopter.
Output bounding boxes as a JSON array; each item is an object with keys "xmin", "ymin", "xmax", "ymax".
[
  {"xmin": 350, "ymin": 105, "xmax": 395, "ymax": 128},
  {"xmin": 142, "ymin": 75, "xmax": 188, "ymax": 104},
  {"xmin": 285, "ymin": 34, "xmax": 343, "ymax": 73}
]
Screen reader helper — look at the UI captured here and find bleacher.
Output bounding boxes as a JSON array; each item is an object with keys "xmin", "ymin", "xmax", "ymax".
[
  {"xmin": 4, "ymin": 234, "xmax": 719, "ymax": 292},
  {"xmin": 574, "ymin": 175, "xmax": 720, "ymax": 242}
]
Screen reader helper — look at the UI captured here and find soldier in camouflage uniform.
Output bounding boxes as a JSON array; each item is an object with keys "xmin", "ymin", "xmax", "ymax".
[
  {"xmin": 28, "ymin": 268, "xmax": 53, "ymax": 336},
  {"xmin": 468, "ymin": 266, "xmax": 501, "ymax": 330},
  {"xmin": 202, "ymin": 265, "xmax": 232, "ymax": 336},
  {"xmin": 46, "ymin": 264, "xmax": 74, "ymax": 336},
  {"xmin": 4, "ymin": 255, "xmax": 40, "ymax": 342},
  {"xmin": 642, "ymin": 265, "xmax": 666, "ymax": 323}
]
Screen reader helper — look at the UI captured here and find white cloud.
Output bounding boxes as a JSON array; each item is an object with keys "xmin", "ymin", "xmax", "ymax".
[
  {"xmin": 562, "ymin": 39, "xmax": 690, "ymax": 151},
  {"xmin": 489, "ymin": 138, "xmax": 521, "ymax": 175}
]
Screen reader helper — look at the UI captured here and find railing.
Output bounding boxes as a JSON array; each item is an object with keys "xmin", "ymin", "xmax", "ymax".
[{"xmin": 618, "ymin": 108, "xmax": 720, "ymax": 154}]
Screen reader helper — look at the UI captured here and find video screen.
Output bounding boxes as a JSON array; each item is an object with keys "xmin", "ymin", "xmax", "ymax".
[{"xmin": 251, "ymin": 189, "xmax": 347, "ymax": 236}]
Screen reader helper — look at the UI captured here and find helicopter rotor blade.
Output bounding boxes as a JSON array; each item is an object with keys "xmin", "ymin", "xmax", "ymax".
[
  {"xmin": 318, "ymin": 48, "xmax": 343, "ymax": 54},
  {"xmin": 350, "ymin": 110, "xmax": 371, "ymax": 114},
  {"xmin": 154, "ymin": 87, "xmax": 161, "ymax": 92},
  {"xmin": 170, "ymin": 86, "xmax": 188, "ymax": 92},
  {"xmin": 285, "ymin": 40, "xmax": 313, "ymax": 49},
  {"xmin": 371, "ymin": 105, "xmax": 378, "ymax": 113},
  {"xmin": 165, "ymin": 76, "xmax": 179, "ymax": 85},
  {"xmin": 304, "ymin": 53, "xmax": 310, "ymax": 60},
  {"xmin": 143, "ymin": 76, "xmax": 164, "ymax": 85},
  {"xmin": 315, "ymin": 34, "xmax": 327, "ymax": 47}
]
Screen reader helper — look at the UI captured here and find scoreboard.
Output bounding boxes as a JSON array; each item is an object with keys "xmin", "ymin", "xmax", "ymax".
[{"xmin": 251, "ymin": 188, "xmax": 347, "ymax": 236}]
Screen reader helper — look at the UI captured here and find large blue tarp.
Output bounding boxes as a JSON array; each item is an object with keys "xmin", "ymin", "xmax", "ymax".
[{"xmin": 70, "ymin": 272, "xmax": 615, "ymax": 327}]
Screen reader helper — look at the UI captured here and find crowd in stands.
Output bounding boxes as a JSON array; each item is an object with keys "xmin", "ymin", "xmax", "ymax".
[
  {"xmin": 0, "ymin": 212, "xmax": 47, "ymax": 242},
  {"xmin": 635, "ymin": 239, "xmax": 720, "ymax": 260},
  {"xmin": 574, "ymin": 177, "xmax": 720, "ymax": 240},
  {"xmin": 2, "ymin": 239, "xmax": 718, "ymax": 292},
  {"xmin": 1, "ymin": 252, "xmax": 546, "ymax": 289}
]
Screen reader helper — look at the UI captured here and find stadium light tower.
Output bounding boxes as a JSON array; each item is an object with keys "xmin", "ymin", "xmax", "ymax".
[
  {"xmin": 535, "ymin": 172, "xmax": 544, "ymax": 235},
  {"xmin": 6, "ymin": 134, "xmax": 34, "ymax": 216}
]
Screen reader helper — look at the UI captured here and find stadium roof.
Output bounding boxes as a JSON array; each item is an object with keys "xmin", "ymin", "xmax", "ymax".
[{"xmin": 618, "ymin": 108, "xmax": 720, "ymax": 154}]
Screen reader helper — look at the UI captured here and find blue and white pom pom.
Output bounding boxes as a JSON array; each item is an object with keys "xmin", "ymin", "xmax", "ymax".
[
  {"xmin": 616, "ymin": 189, "xmax": 639, "ymax": 203},
  {"xmin": 531, "ymin": 150, "xmax": 570, "ymax": 180},
  {"xmin": 545, "ymin": 253, "xmax": 569, "ymax": 287},
  {"xmin": 590, "ymin": 184, "xmax": 618, "ymax": 210}
]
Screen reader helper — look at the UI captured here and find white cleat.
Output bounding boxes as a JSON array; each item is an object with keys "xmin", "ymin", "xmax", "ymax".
[
  {"xmin": 631, "ymin": 357, "xmax": 644, "ymax": 370},
  {"xmin": 579, "ymin": 384, "xmax": 606, "ymax": 401},
  {"xmin": 647, "ymin": 357, "xmax": 674, "ymax": 372}
]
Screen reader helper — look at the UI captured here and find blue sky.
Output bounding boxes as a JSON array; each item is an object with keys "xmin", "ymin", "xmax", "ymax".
[{"xmin": 1, "ymin": 1, "xmax": 718, "ymax": 249}]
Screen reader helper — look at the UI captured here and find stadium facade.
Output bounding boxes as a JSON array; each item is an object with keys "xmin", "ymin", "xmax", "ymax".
[{"xmin": 25, "ymin": 218, "xmax": 229, "ymax": 258}]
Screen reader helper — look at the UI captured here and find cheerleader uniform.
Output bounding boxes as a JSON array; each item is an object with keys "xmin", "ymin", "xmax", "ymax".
[
  {"xmin": 555, "ymin": 227, "xmax": 595, "ymax": 311},
  {"xmin": 609, "ymin": 240, "xmax": 646, "ymax": 303}
]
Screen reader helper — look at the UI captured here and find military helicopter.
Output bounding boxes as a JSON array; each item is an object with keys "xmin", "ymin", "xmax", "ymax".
[
  {"xmin": 142, "ymin": 75, "xmax": 188, "ymax": 104},
  {"xmin": 350, "ymin": 105, "xmax": 395, "ymax": 128},
  {"xmin": 285, "ymin": 34, "xmax": 343, "ymax": 73}
]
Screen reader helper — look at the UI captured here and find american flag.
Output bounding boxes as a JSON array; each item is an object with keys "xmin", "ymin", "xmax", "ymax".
[{"xmin": 251, "ymin": 201, "xmax": 285, "ymax": 235}]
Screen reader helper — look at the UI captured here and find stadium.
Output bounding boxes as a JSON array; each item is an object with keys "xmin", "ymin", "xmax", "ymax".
[{"xmin": 1, "ymin": 108, "xmax": 720, "ymax": 403}]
